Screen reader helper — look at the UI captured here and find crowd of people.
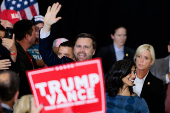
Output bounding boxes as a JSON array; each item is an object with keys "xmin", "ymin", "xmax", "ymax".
[{"xmin": 0, "ymin": 2, "xmax": 170, "ymax": 113}]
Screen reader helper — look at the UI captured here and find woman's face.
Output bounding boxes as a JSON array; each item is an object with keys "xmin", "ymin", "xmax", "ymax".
[
  {"xmin": 135, "ymin": 50, "xmax": 153, "ymax": 71},
  {"xmin": 122, "ymin": 65, "xmax": 136, "ymax": 86}
]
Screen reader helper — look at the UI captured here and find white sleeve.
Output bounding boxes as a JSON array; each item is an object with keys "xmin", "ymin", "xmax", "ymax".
[
  {"xmin": 40, "ymin": 28, "xmax": 51, "ymax": 39},
  {"xmin": 166, "ymin": 74, "xmax": 170, "ymax": 84}
]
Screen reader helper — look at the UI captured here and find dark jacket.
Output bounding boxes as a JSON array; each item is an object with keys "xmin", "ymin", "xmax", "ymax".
[
  {"xmin": 95, "ymin": 44, "xmax": 135, "ymax": 74},
  {"xmin": 39, "ymin": 35, "xmax": 74, "ymax": 66},
  {"xmin": 16, "ymin": 42, "xmax": 38, "ymax": 98},
  {"xmin": 0, "ymin": 39, "xmax": 19, "ymax": 73},
  {"xmin": 140, "ymin": 71, "xmax": 166, "ymax": 113}
]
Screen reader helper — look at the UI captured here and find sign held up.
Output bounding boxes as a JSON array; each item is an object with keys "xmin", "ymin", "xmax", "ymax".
[{"xmin": 27, "ymin": 58, "xmax": 106, "ymax": 113}]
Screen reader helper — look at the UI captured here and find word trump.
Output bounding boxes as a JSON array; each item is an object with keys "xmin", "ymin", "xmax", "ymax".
[{"xmin": 35, "ymin": 73, "xmax": 99, "ymax": 106}]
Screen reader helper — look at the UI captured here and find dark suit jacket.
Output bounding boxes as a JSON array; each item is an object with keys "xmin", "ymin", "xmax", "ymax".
[
  {"xmin": 16, "ymin": 42, "xmax": 38, "ymax": 98},
  {"xmin": 140, "ymin": 71, "xmax": 166, "ymax": 113},
  {"xmin": 95, "ymin": 44, "xmax": 135, "ymax": 74},
  {"xmin": 2, "ymin": 107, "xmax": 12, "ymax": 113},
  {"xmin": 39, "ymin": 35, "xmax": 74, "ymax": 66}
]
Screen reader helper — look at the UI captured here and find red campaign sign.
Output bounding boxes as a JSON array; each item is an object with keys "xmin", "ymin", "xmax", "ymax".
[{"xmin": 26, "ymin": 58, "xmax": 106, "ymax": 113}]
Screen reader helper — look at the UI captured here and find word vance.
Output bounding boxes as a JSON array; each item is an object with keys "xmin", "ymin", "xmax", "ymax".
[{"xmin": 35, "ymin": 73, "xmax": 100, "ymax": 109}]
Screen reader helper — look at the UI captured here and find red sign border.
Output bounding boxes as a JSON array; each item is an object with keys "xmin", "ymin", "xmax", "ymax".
[{"xmin": 27, "ymin": 58, "xmax": 106, "ymax": 113}]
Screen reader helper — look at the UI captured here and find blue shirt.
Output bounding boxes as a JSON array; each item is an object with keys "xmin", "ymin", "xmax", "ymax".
[
  {"xmin": 106, "ymin": 93, "xmax": 149, "ymax": 113},
  {"xmin": 113, "ymin": 44, "xmax": 124, "ymax": 61}
]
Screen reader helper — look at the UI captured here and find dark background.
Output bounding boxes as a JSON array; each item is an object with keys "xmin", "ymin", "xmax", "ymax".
[{"xmin": 1, "ymin": 0, "xmax": 170, "ymax": 58}]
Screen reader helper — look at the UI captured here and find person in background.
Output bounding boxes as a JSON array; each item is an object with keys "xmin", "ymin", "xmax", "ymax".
[
  {"xmin": 0, "ymin": 25, "xmax": 18, "ymax": 73},
  {"xmin": 150, "ymin": 40, "xmax": 170, "ymax": 84},
  {"xmin": 27, "ymin": 15, "xmax": 45, "ymax": 68},
  {"xmin": 13, "ymin": 19, "xmax": 38, "ymax": 98},
  {"xmin": 105, "ymin": 59, "xmax": 149, "ymax": 113},
  {"xmin": 0, "ymin": 25, "xmax": 5, "ymax": 39},
  {"xmin": 133, "ymin": 44, "xmax": 165, "ymax": 113},
  {"xmin": 58, "ymin": 41, "xmax": 75, "ymax": 60},
  {"xmin": 95, "ymin": 24, "xmax": 135, "ymax": 74},
  {"xmin": 13, "ymin": 94, "xmax": 43, "ymax": 113},
  {"xmin": 0, "ymin": 9, "xmax": 19, "ymax": 29},
  {"xmin": 0, "ymin": 70, "xmax": 19, "ymax": 113},
  {"xmin": 52, "ymin": 38, "xmax": 68, "ymax": 55}
]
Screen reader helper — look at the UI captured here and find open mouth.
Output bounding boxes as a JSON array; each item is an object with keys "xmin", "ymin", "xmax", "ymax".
[{"xmin": 129, "ymin": 79, "xmax": 135, "ymax": 83}]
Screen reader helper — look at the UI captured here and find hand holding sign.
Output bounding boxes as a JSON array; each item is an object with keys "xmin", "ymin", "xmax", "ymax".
[{"xmin": 27, "ymin": 58, "xmax": 105, "ymax": 113}]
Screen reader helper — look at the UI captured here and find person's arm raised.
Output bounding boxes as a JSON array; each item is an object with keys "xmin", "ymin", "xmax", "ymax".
[{"xmin": 42, "ymin": 2, "xmax": 62, "ymax": 33}]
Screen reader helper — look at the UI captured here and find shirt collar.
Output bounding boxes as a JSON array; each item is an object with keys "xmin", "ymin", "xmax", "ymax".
[
  {"xmin": 1, "ymin": 103, "xmax": 12, "ymax": 110},
  {"xmin": 113, "ymin": 44, "xmax": 124, "ymax": 53}
]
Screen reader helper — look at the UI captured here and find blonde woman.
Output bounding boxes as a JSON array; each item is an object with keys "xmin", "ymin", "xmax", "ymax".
[
  {"xmin": 133, "ymin": 44, "xmax": 165, "ymax": 113},
  {"xmin": 13, "ymin": 95, "xmax": 43, "ymax": 113}
]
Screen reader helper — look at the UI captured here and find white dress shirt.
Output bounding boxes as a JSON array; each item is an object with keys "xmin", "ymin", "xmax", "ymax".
[
  {"xmin": 40, "ymin": 28, "xmax": 50, "ymax": 39},
  {"xmin": 133, "ymin": 71, "xmax": 149, "ymax": 96},
  {"xmin": 165, "ymin": 59, "xmax": 170, "ymax": 84}
]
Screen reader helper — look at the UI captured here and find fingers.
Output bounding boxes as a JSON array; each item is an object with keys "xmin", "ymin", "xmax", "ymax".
[
  {"xmin": 0, "ymin": 59, "xmax": 11, "ymax": 70},
  {"xmin": 37, "ymin": 104, "xmax": 44, "ymax": 112},
  {"xmin": 12, "ymin": 34, "xmax": 15, "ymax": 40},
  {"xmin": 46, "ymin": 6, "xmax": 51, "ymax": 14},
  {"xmin": 30, "ymin": 98, "xmax": 44, "ymax": 113}
]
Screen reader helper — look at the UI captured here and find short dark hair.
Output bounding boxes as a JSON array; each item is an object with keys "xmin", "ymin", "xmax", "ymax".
[
  {"xmin": 105, "ymin": 59, "xmax": 135, "ymax": 97},
  {"xmin": 0, "ymin": 70, "xmax": 20, "ymax": 101},
  {"xmin": 13, "ymin": 19, "xmax": 34, "ymax": 41},
  {"xmin": 59, "ymin": 41, "xmax": 74, "ymax": 49},
  {"xmin": 75, "ymin": 33, "xmax": 97, "ymax": 50},
  {"xmin": 110, "ymin": 23, "xmax": 128, "ymax": 35}
]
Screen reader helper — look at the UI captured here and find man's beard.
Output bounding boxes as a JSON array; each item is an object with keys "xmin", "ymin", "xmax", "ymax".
[{"xmin": 74, "ymin": 52, "xmax": 93, "ymax": 61}]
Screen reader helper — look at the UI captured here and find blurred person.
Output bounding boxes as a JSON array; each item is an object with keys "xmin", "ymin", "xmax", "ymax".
[
  {"xmin": 0, "ymin": 30, "xmax": 18, "ymax": 73},
  {"xmin": 13, "ymin": 19, "xmax": 38, "ymax": 98},
  {"xmin": 58, "ymin": 41, "xmax": 75, "ymax": 60},
  {"xmin": 150, "ymin": 40, "xmax": 170, "ymax": 84},
  {"xmin": 52, "ymin": 38, "xmax": 68, "ymax": 55},
  {"xmin": 39, "ymin": 3, "xmax": 96, "ymax": 66},
  {"xmin": 133, "ymin": 44, "xmax": 165, "ymax": 113},
  {"xmin": 27, "ymin": 15, "xmax": 45, "ymax": 68},
  {"xmin": 0, "ymin": 9, "xmax": 19, "ymax": 29},
  {"xmin": 95, "ymin": 24, "xmax": 135, "ymax": 74},
  {"xmin": 13, "ymin": 94, "xmax": 43, "ymax": 113},
  {"xmin": 0, "ymin": 70, "xmax": 19, "ymax": 113},
  {"xmin": 13, "ymin": 95, "xmax": 33, "ymax": 113},
  {"xmin": 0, "ymin": 25, "xmax": 5, "ymax": 39},
  {"xmin": 105, "ymin": 59, "xmax": 149, "ymax": 113},
  {"xmin": 31, "ymin": 15, "xmax": 44, "ymax": 30}
]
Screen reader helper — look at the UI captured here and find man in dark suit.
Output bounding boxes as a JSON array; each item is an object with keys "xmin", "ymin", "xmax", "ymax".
[
  {"xmin": 0, "ymin": 71, "xmax": 20, "ymax": 113},
  {"xmin": 95, "ymin": 24, "xmax": 135, "ymax": 74},
  {"xmin": 13, "ymin": 19, "xmax": 38, "ymax": 98},
  {"xmin": 39, "ymin": 3, "xmax": 96, "ymax": 66}
]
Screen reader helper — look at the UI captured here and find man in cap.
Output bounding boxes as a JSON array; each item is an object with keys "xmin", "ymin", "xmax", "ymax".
[{"xmin": 0, "ymin": 9, "xmax": 20, "ymax": 29}]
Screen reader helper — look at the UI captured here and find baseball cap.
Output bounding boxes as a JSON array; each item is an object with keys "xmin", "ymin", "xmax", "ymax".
[
  {"xmin": 31, "ymin": 15, "xmax": 44, "ymax": 25},
  {"xmin": 53, "ymin": 38, "xmax": 69, "ymax": 47},
  {"xmin": 0, "ymin": 9, "xmax": 20, "ymax": 25}
]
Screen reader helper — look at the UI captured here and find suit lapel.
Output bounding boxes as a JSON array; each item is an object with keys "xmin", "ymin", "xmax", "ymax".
[
  {"xmin": 140, "ymin": 72, "xmax": 152, "ymax": 98},
  {"xmin": 110, "ymin": 44, "xmax": 116, "ymax": 62},
  {"xmin": 123, "ymin": 46, "xmax": 129, "ymax": 59}
]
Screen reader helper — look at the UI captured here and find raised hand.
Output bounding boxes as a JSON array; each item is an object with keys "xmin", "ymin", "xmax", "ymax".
[
  {"xmin": 43, "ymin": 2, "xmax": 62, "ymax": 33},
  {"xmin": 30, "ymin": 98, "xmax": 44, "ymax": 113},
  {"xmin": 2, "ymin": 35, "xmax": 17, "ymax": 54}
]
